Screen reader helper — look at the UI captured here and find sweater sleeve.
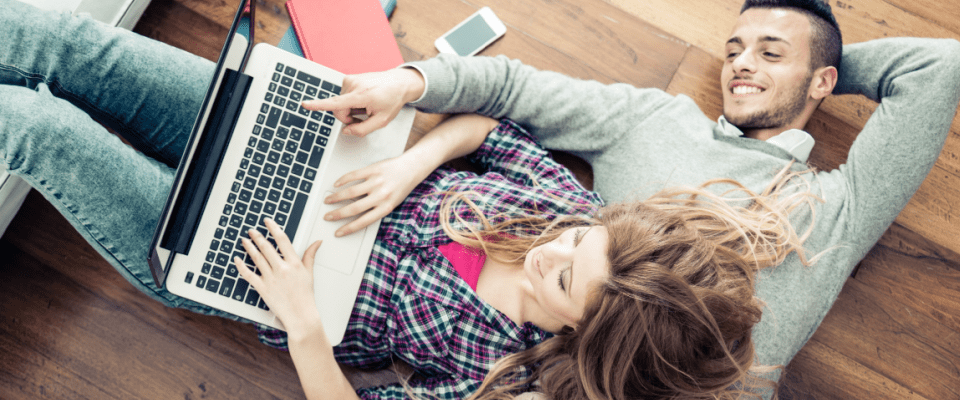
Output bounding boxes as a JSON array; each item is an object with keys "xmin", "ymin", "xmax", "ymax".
[
  {"xmin": 825, "ymin": 37, "xmax": 960, "ymax": 252},
  {"xmin": 405, "ymin": 54, "xmax": 677, "ymax": 155}
]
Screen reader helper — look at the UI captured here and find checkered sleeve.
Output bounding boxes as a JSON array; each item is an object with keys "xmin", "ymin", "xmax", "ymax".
[
  {"xmin": 355, "ymin": 374, "xmax": 482, "ymax": 400},
  {"xmin": 468, "ymin": 119, "xmax": 593, "ymax": 194}
]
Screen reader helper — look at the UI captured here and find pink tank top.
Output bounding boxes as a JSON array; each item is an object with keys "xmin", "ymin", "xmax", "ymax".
[{"xmin": 438, "ymin": 241, "xmax": 486, "ymax": 291}]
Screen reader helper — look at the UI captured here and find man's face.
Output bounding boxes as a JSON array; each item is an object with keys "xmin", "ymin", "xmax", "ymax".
[{"xmin": 721, "ymin": 8, "xmax": 815, "ymax": 130}]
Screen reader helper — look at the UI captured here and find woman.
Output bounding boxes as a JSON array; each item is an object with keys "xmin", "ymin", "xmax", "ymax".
[
  {"xmin": 0, "ymin": 1, "xmax": 815, "ymax": 399},
  {"xmin": 238, "ymin": 113, "xmax": 816, "ymax": 400}
]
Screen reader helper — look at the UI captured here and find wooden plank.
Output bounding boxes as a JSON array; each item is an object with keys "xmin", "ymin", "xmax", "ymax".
[
  {"xmin": 390, "ymin": 0, "xmax": 687, "ymax": 88},
  {"xmin": 780, "ymin": 339, "xmax": 930, "ymax": 400},
  {"xmin": 133, "ymin": 0, "xmax": 227, "ymax": 62},
  {"xmin": 874, "ymin": 222, "xmax": 960, "ymax": 271},
  {"xmin": 806, "ymin": 277, "xmax": 960, "ymax": 400},
  {"xmin": 0, "ymin": 240, "xmax": 301, "ymax": 399},
  {"xmin": 882, "ymin": 0, "xmax": 960, "ymax": 38},
  {"xmin": 855, "ymin": 232, "xmax": 960, "ymax": 333}
]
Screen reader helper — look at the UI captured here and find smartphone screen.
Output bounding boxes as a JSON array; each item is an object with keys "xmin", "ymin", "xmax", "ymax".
[{"xmin": 445, "ymin": 14, "xmax": 497, "ymax": 56}]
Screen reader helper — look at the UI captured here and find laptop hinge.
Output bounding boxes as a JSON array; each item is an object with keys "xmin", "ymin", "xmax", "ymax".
[{"xmin": 159, "ymin": 69, "xmax": 254, "ymax": 260}]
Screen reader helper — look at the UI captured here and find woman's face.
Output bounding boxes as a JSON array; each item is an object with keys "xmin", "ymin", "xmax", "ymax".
[{"xmin": 524, "ymin": 226, "xmax": 611, "ymax": 328}]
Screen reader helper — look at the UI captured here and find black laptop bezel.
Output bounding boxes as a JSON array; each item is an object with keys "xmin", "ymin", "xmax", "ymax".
[{"xmin": 147, "ymin": 0, "xmax": 256, "ymax": 288}]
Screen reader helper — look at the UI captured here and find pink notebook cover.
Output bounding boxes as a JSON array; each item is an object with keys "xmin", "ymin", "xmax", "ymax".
[{"xmin": 285, "ymin": 0, "xmax": 404, "ymax": 74}]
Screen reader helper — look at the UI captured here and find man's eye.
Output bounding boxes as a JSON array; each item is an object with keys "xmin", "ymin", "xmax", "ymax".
[{"xmin": 764, "ymin": 52, "xmax": 781, "ymax": 58}]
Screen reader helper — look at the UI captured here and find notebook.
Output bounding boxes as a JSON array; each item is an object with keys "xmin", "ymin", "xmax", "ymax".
[
  {"xmin": 286, "ymin": 0, "xmax": 403, "ymax": 74},
  {"xmin": 148, "ymin": 0, "xmax": 413, "ymax": 345}
]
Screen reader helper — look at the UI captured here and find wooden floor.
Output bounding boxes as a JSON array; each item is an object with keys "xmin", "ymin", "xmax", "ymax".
[{"xmin": 2, "ymin": 0, "xmax": 959, "ymax": 398}]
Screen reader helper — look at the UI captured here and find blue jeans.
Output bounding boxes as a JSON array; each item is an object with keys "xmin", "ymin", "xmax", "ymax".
[{"xmin": 0, "ymin": 0, "xmax": 236, "ymax": 319}]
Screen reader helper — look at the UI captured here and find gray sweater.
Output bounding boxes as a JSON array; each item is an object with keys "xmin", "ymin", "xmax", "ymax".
[{"xmin": 407, "ymin": 38, "xmax": 960, "ymax": 374}]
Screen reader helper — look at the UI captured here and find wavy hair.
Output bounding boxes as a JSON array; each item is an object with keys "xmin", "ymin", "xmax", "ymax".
[{"xmin": 439, "ymin": 165, "xmax": 821, "ymax": 400}]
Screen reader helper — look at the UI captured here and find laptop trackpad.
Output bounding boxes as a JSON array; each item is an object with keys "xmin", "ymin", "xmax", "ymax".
[{"xmin": 312, "ymin": 191, "xmax": 364, "ymax": 275}]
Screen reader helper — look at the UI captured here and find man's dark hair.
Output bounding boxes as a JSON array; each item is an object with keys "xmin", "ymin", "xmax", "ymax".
[{"xmin": 741, "ymin": 0, "xmax": 842, "ymax": 72}]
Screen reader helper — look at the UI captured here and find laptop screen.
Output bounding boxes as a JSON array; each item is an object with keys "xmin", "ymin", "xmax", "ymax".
[{"xmin": 147, "ymin": 0, "xmax": 256, "ymax": 287}]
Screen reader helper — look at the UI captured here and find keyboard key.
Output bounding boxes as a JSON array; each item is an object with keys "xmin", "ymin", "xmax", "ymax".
[
  {"xmin": 202, "ymin": 263, "xmax": 212, "ymax": 274},
  {"xmin": 305, "ymin": 168, "xmax": 317, "ymax": 181},
  {"xmin": 300, "ymin": 181, "xmax": 312, "ymax": 193},
  {"xmin": 214, "ymin": 228, "xmax": 224, "ymax": 239},
  {"xmin": 258, "ymin": 175, "xmax": 271, "ymax": 189},
  {"xmin": 252, "ymin": 152, "xmax": 266, "ymax": 165},
  {"xmin": 250, "ymin": 200, "xmax": 263, "ymax": 214},
  {"xmin": 283, "ymin": 193, "xmax": 309, "ymax": 239},
  {"xmin": 219, "ymin": 216, "xmax": 229, "ymax": 227},
  {"xmin": 246, "ymin": 165, "xmax": 260, "ymax": 178},
  {"xmin": 307, "ymin": 121, "xmax": 320, "ymax": 132},
  {"xmin": 279, "ymin": 201, "xmax": 291, "ymax": 214},
  {"xmin": 260, "ymin": 103, "xmax": 270, "ymax": 113},
  {"xmin": 219, "ymin": 241, "xmax": 234, "ymax": 254},
  {"xmin": 277, "ymin": 127, "xmax": 289, "ymax": 139},
  {"xmin": 273, "ymin": 96, "xmax": 285, "ymax": 107},
  {"xmin": 290, "ymin": 91, "xmax": 301, "ymax": 102},
  {"xmin": 239, "ymin": 189, "xmax": 253, "ymax": 202},
  {"xmin": 258, "ymin": 299, "xmax": 269, "ymax": 311},
  {"xmin": 284, "ymin": 66, "xmax": 297, "ymax": 77},
  {"xmin": 257, "ymin": 139, "xmax": 271, "ymax": 152},
  {"xmin": 216, "ymin": 253, "xmax": 230, "ymax": 267},
  {"xmin": 211, "ymin": 266, "xmax": 225, "ymax": 280},
  {"xmin": 272, "ymin": 177, "xmax": 285, "ymax": 190},
  {"xmin": 185, "ymin": 272, "xmax": 194, "ymax": 284},
  {"xmin": 306, "ymin": 86, "xmax": 318, "ymax": 97},
  {"xmin": 256, "ymin": 114, "xmax": 265, "ymax": 124},
  {"xmin": 292, "ymin": 163, "xmax": 304, "ymax": 176},
  {"xmin": 268, "ymin": 190, "xmax": 282, "ymax": 202},
  {"xmin": 298, "ymin": 106, "xmax": 310, "ymax": 117},
  {"xmin": 206, "ymin": 278, "xmax": 220, "ymax": 293},
  {"xmin": 263, "ymin": 164, "xmax": 276, "ymax": 176},
  {"xmin": 310, "ymin": 110, "xmax": 323, "ymax": 121},
  {"xmin": 323, "ymin": 114, "xmax": 336, "ymax": 125},
  {"xmin": 227, "ymin": 193, "xmax": 237, "ymax": 204},
  {"xmin": 308, "ymin": 146, "xmax": 324, "ymax": 168},
  {"xmin": 264, "ymin": 92, "xmax": 273, "ymax": 102},
  {"xmin": 277, "ymin": 85, "xmax": 289, "ymax": 97},
  {"xmin": 281, "ymin": 111, "xmax": 306, "ymax": 129},
  {"xmin": 218, "ymin": 277, "xmax": 235, "ymax": 297},
  {"xmin": 231, "ymin": 181, "xmax": 241, "ymax": 192},
  {"xmin": 233, "ymin": 278, "xmax": 249, "ymax": 302},
  {"xmin": 225, "ymin": 227, "xmax": 238, "ymax": 241},
  {"xmin": 281, "ymin": 76, "xmax": 293, "ymax": 87},
  {"xmin": 281, "ymin": 153, "xmax": 294, "ymax": 166},
  {"xmin": 317, "ymin": 137, "xmax": 327, "ymax": 147},
  {"xmin": 283, "ymin": 188, "xmax": 296, "ymax": 201},
  {"xmin": 267, "ymin": 107, "xmax": 282, "ymax": 128},
  {"xmin": 230, "ymin": 215, "xmax": 243, "ymax": 228},
  {"xmin": 319, "ymin": 126, "xmax": 331, "ymax": 137},
  {"xmin": 295, "ymin": 151, "xmax": 309, "ymax": 165},
  {"xmin": 261, "ymin": 128, "xmax": 274, "ymax": 141},
  {"xmin": 227, "ymin": 264, "xmax": 239, "ymax": 278},
  {"xmin": 321, "ymin": 81, "xmax": 335, "ymax": 92},
  {"xmin": 245, "ymin": 289, "xmax": 260, "ymax": 306},
  {"xmin": 297, "ymin": 71, "xmax": 321, "ymax": 86},
  {"xmin": 291, "ymin": 129, "xmax": 303, "ymax": 141},
  {"xmin": 274, "ymin": 213, "xmax": 287, "ymax": 226},
  {"xmin": 271, "ymin": 138, "xmax": 284, "ymax": 152},
  {"xmin": 240, "ymin": 158, "xmax": 250, "ymax": 170},
  {"xmin": 301, "ymin": 132, "xmax": 316, "ymax": 151},
  {"xmin": 268, "ymin": 151, "xmax": 281, "ymax": 164},
  {"xmin": 244, "ymin": 213, "xmax": 259, "ymax": 226},
  {"xmin": 285, "ymin": 140, "xmax": 298, "ymax": 153},
  {"xmin": 272, "ymin": 72, "xmax": 280, "ymax": 82},
  {"xmin": 255, "ymin": 188, "xmax": 268, "ymax": 201},
  {"xmin": 285, "ymin": 101, "xmax": 298, "ymax": 112},
  {"xmin": 287, "ymin": 176, "xmax": 300, "ymax": 189},
  {"xmin": 196, "ymin": 275, "xmax": 207, "ymax": 289},
  {"xmin": 264, "ymin": 202, "xmax": 277, "ymax": 215},
  {"xmin": 269, "ymin": 82, "xmax": 277, "ymax": 92},
  {"xmin": 276, "ymin": 63, "xmax": 285, "ymax": 72}
]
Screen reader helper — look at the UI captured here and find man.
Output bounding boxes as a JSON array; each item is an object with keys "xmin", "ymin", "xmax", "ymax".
[{"xmin": 307, "ymin": 0, "xmax": 960, "ymax": 392}]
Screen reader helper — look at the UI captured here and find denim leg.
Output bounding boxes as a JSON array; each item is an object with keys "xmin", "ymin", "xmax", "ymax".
[
  {"xmin": 0, "ymin": 83, "xmax": 240, "ymax": 319},
  {"xmin": 0, "ymin": 0, "xmax": 215, "ymax": 166},
  {"xmin": 0, "ymin": 1, "xmax": 241, "ymax": 319}
]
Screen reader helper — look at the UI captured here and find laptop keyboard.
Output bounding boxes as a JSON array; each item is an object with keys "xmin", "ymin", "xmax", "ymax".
[{"xmin": 186, "ymin": 62, "xmax": 342, "ymax": 310}]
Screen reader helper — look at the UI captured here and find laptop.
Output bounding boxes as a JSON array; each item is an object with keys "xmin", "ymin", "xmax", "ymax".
[{"xmin": 148, "ymin": 0, "xmax": 415, "ymax": 345}]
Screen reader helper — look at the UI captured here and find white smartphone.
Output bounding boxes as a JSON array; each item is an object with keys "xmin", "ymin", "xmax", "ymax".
[{"xmin": 434, "ymin": 7, "xmax": 507, "ymax": 56}]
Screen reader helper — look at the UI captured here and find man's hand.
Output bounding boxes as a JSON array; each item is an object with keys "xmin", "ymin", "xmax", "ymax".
[{"xmin": 302, "ymin": 67, "xmax": 425, "ymax": 137}]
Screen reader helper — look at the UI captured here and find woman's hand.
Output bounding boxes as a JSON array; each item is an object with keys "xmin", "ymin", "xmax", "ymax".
[
  {"xmin": 301, "ymin": 67, "xmax": 425, "ymax": 137},
  {"xmin": 235, "ymin": 218, "xmax": 324, "ymax": 335},
  {"xmin": 324, "ymin": 152, "xmax": 432, "ymax": 237}
]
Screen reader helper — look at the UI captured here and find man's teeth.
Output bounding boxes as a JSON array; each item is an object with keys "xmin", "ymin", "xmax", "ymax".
[{"xmin": 733, "ymin": 86, "xmax": 763, "ymax": 95}]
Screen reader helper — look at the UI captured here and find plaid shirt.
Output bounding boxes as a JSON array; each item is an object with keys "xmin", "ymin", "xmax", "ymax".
[{"xmin": 257, "ymin": 119, "xmax": 603, "ymax": 399}]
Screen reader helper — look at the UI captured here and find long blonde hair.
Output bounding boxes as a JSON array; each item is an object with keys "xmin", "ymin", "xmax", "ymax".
[{"xmin": 440, "ymin": 165, "xmax": 820, "ymax": 400}]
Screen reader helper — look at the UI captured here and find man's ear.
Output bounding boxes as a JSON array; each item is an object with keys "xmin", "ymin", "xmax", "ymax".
[{"xmin": 809, "ymin": 66, "xmax": 838, "ymax": 100}]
